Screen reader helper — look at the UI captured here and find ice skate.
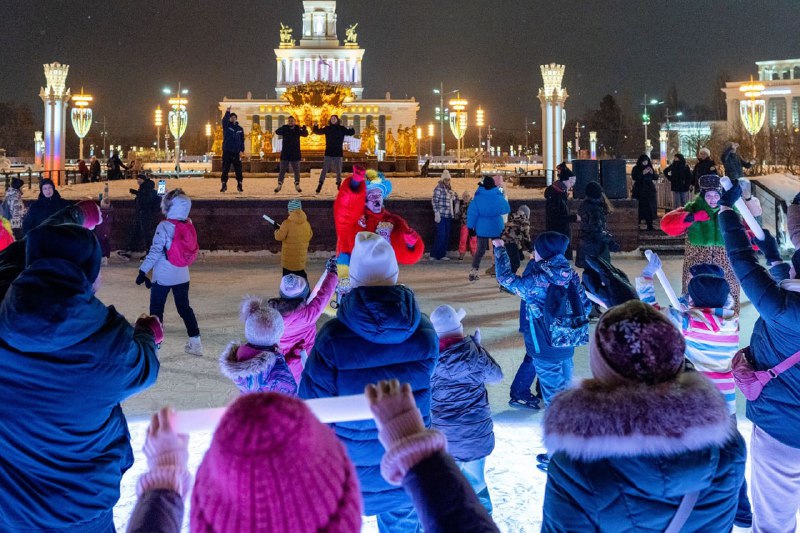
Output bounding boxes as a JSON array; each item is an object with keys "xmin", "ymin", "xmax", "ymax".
[
  {"xmin": 184, "ymin": 336, "xmax": 203, "ymax": 357},
  {"xmin": 468, "ymin": 268, "xmax": 480, "ymax": 282},
  {"xmin": 274, "ymin": 182, "xmax": 283, "ymax": 193},
  {"xmin": 237, "ymin": 182, "xmax": 243, "ymax": 193},
  {"xmin": 508, "ymin": 396, "xmax": 541, "ymax": 410},
  {"xmin": 220, "ymin": 183, "xmax": 227, "ymax": 193},
  {"xmin": 294, "ymin": 183, "xmax": 302, "ymax": 193}
]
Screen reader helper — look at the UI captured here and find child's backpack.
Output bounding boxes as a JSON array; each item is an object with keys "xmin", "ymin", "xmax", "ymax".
[
  {"xmin": 529, "ymin": 282, "xmax": 589, "ymax": 352},
  {"xmin": 165, "ymin": 219, "xmax": 199, "ymax": 267}
]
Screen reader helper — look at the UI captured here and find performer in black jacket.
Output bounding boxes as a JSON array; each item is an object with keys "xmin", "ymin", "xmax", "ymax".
[
  {"xmin": 275, "ymin": 116, "xmax": 308, "ymax": 193},
  {"xmin": 220, "ymin": 106, "xmax": 245, "ymax": 193},
  {"xmin": 313, "ymin": 115, "xmax": 355, "ymax": 193}
]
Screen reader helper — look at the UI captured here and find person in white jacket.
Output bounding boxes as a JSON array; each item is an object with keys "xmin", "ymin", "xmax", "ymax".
[{"xmin": 137, "ymin": 189, "xmax": 202, "ymax": 356}]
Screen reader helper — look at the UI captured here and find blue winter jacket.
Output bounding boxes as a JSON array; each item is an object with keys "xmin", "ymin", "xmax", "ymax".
[
  {"xmin": 431, "ymin": 336, "xmax": 503, "ymax": 462},
  {"xmin": 0, "ymin": 259, "xmax": 159, "ymax": 532},
  {"xmin": 299, "ymin": 285, "xmax": 438, "ymax": 515},
  {"xmin": 221, "ymin": 111, "xmax": 245, "ymax": 153},
  {"xmin": 720, "ymin": 147, "xmax": 751, "ymax": 180},
  {"xmin": 542, "ymin": 372, "xmax": 746, "ymax": 533},
  {"xmin": 495, "ymin": 246, "xmax": 591, "ymax": 361},
  {"xmin": 466, "ymin": 186, "xmax": 510, "ymax": 238},
  {"xmin": 720, "ymin": 209, "xmax": 800, "ymax": 448}
]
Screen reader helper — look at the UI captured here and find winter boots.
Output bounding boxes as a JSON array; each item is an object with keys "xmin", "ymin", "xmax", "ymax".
[
  {"xmin": 315, "ymin": 181, "xmax": 324, "ymax": 194},
  {"xmin": 237, "ymin": 181, "xmax": 243, "ymax": 193},
  {"xmin": 184, "ymin": 336, "xmax": 203, "ymax": 357},
  {"xmin": 468, "ymin": 268, "xmax": 480, "ymax": 282},
  {"xmin": 220, "ymin": 182, "xmax": 227, "ymax": 193},
  {"xmin": 274, "ymin": 182, "xmax": 283, "ymax": 193},
  {"xmin": 294, "ymin": 183, "xmax": 302, "ymax": 193}
]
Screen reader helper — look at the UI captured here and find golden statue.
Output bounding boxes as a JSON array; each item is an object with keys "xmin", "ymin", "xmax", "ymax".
[
  {"xmin": 367, "ymin": 124, "xmax": 378, "ymax": 154},
  {"xmin": 249, "ymin": 123, "xmax": 263, "ymax": 154},
  {"xmin": 211, "ymin": 124, "xmax": 223, "ymax": 156},
  {"xmin": 409, "ymin": 126, "xmax": 418, "ymax": 155},
  {"xmin": 360, "ymin": 126, "xmax": 372, "ymax": 154},
  {"xmin": 261, "ymin": 129, "xmax": 273, "ymax": 154},
  {"xmin": 344, "ymin": 23, "xmax": 359, "ymax": 44},
  {"xmin": 279, "ymin": 23, "xmax": 295, "ymax": 46},
  {"xmin": 282, "ymin": 81, "xmax": 353, "ymax": 151},
  {"xmin": 385, "ymin": 128, "xmax": 396, "ymax": 156},
  {"xmin": 397, "ymin": 125, "xmax": 409, "ymax": 156}
]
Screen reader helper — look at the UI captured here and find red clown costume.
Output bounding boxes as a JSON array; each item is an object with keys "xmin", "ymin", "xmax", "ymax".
[{"xmin": 333, "ymin": 166, "xmax": 424, "ymax": 295}]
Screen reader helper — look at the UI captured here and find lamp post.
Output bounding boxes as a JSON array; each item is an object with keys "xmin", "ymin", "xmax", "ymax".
[
  {"xmin": 93, "ymin": 116, "xmax": 108, "ymax": 158},
  {"xmin": 70, "ymin": 89, "xmax": 92, "ymax": 160},
  {"xmin": 205, "ymin": 122, "xmax": 212, "ymax": 154},
  {"xmin": 427, "ymin": 123, "xmax": 434, "ymax": 156},
  {"xmin": 433, "ymin": 84, "xmax": 458, "ymax": 156},
  {"xmin": 476, "ymin": 108, "xmax": 485, "ymax": 150},
  {"xmin": 574, "ymin": 122, "xmax": 581, "ymax": 155},
  {"xmin": 524, "ymin": 119, "xmax": 537, "ymax": 154},
  {"xmin": 448, "ymin": 94, "xmax": 468, "ymax": 167},
  {"xmin": 154, "ymin": 106, "xmax": 163, "ymax": 160},
  {"xmin": 164, "ymin": 84, "xmax": 188, "ymax": 173},
  {"xmin": 641, "ymin": 95, "xmax": 663, "ymax": 155}
]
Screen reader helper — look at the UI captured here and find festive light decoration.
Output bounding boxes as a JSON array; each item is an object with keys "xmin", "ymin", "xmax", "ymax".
[
  {"xmin": 659, "ymin": 130, "xmax": 668, "ymax": 168},
  {"xmin": 538, "ymin": 63, "xmax": 568, "ymax": 184},
  {"xmin": 168, "ymin": 96, "xmax": 188, "ymax": 140},
  {"xmin": 475, "ymin": 108, "xmax": 484, "ymax": 128},
  {"xmin": 739, "ymin": 77, "xmax": 766, "ymax": 136},
  {"xmin": 70, "ymin": 90, "xmax": 93, "ymax": 160},
  {"xmin": 589, "ymin": 131, "xmax": 597, "ymax": 160},
  {"xmin": 39, "ymin": 62, "xmax": 71, "ymax": 179}
]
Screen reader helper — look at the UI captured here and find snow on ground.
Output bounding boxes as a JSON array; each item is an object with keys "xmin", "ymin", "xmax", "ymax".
[
  {"xmin": 107, "ymin": 255, "xmax": 765, "ymax": 531},
  {"xmin": 755, "ymin": 172, "xmax": 800, "ymax": 203}
]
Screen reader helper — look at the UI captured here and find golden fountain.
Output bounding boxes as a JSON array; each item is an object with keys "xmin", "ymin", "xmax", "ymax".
[{"xmin": 281, "ymin": 81, "xmax": 354, "ymax": 152}]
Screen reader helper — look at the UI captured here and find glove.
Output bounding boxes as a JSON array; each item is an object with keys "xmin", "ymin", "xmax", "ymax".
[
  {"xmin": 685, "ymin": 210, "xmax": 710, "ymax": 224},
  {"xmin": 136, "ymin": 407, "xmax": 191, "ymax": 498},
  {"xmin": 642, "ymin": 252, "xmax": 662, "ymax": 278},
  {"xmin": 135, "ymin": 315, "xmax": 164, "ymax": 344},
  {"xmin": 468, "ymin": 228, "xmax": 476, "ymax": 238},
  {"xmin": 792, "ymin": 192, "xmax": 800, "ymax": 206},
  {"xmin": 434, "ymin": 212, "xmax": 441, "ymax": 224},
  {"xmin": 754, "ymin": 229, "xmax": 782, "ymax": 264},
  {"xmin": 719, "ymin": 180, "xmax": 742, "ymax": 208},
  {"xmin": 582, "ymin": 255, "xmax": 637, "ymax": 307},
  {"xmin": 136, "ymin": 270, "xmax": 152, "ymax": 289},
  {"xmin": 325, "ymin": 256, "xmax": 338, "ymax": 274},
  {"xmin": 403, "ymin": 230, "xmax": 418, "ymax": 248}
]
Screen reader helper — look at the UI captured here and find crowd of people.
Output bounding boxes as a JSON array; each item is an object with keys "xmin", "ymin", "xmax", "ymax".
[{"xmin": 0, "ymin": 136, "xmax": 799, "ymax": 532}]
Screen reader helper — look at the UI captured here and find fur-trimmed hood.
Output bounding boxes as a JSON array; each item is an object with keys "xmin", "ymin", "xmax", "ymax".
[
  {"xmin": 219, "ymin": 342, "xmax": 280, "ymax": 381},
  {"xmin": 544, "ymin": 371, "xmax": 733, "ymax": 461}
]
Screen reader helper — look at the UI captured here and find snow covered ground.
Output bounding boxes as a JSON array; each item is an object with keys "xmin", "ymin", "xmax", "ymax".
[{"xmin": 106, "ymin": 254, "xmax": 767, "ymax": 531}]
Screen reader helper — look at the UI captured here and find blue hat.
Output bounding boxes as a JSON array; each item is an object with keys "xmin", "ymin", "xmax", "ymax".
[
  {"xmin": 688, "ymin": 274, "xmax": 730, "ymax": 309},
  {"xmin": 26, "ymin": 224, "xmax": 102, "ymax": 282},
  {"xmin": 689, "ymin": 263, "xmax": 725, "ymax": 279},
  {"xmin": 534, "ymin": 232, "xmax": 570, "ymax": 260},
  {"xmin": 366, "ymin": 174, "xmax": 392, "ymax": 199},
  {"xmin": 288, "ymin": 199, "xmax": 302, "ymax": 212}
]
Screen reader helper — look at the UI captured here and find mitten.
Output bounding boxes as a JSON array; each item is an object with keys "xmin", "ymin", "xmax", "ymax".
[
  {"xmin": 136, "ymin": 270, "xmax": 152, "ymax": 289},
  {"xmin": 642, "ymin": 252, "xmax": 662, "ymax": 278},
  {"xmin": 325, "ymin": 256, "xmax": 338, "ymax": 273},
  {"xmin": 135, "ymin": 315, "xmax": 164, "ymax": 344},
  {"xmin": 685, "ymin": 211, "xmax": 710, "ymax": 224},
  {"xmin": 136, "ymin": 407, "xmax": 191, "ymax": 499},
  {"xmin": 719, "ymin": 180, "xmax": 742, "ymax": 208},
  {"xmin": 468, "ymin": 228, "xmax": 477, "ymax": 238},
  {"xmin": 403, "ymin": 229, "xmax": 418, "ymax": 248}
]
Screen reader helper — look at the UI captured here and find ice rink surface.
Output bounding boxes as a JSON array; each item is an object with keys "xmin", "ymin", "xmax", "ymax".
[{"xmin": 107, "ymin": 254, "xmax": 765, "ymax": 531}]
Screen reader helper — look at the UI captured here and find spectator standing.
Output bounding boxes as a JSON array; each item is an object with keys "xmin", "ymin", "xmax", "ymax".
[
  {"xmin": 544, "ymin": 164, "xmax": 579, "ymax": 260},
  {"xmin": 457, "ymin": 190, "xmax": 477, "ymax": 260},
  {"xmin": 313, "ymin": 114, "xmax": 355, "ymax": 193},
  {"xmin": 299, "ymin": 232, "xmax": 437, "ymax": 532},
  {"xmin": 220, "ymin": 106, "xmax": 245, "ymax": 193},
  {"xmin": 1, "ymin": 177, "xmax": 26, "ymax": 240},
  {"xmin": 721, "ymin": 141, "xmax": 753, "ymax": 179},
  {"xmin": 576, "ymin": 181, "xmax": 618, "ymax": 269},
  {"xmin": 692, "ymin": 147, "xmax": 717, "ymax": 190},
  {"xmin": 500, "ymin": 205, "xmax": 532, "ymax": 274},
  {"xmin": 274, "ymin": 199, "xmax": 313, "ymax": 278},
  {"xmin": 106, "ymin": 150, "xmax": 128, "ymax": 181},
  {"xmin": 118, "ymin": 174, "xmax": 159, "ymax": 259},
  {"xmin": 430, "ymin": 170, "xmax": 457, "ymax": 260},
  {"xmin": 466, "ymin": 176, "xmax": 510, "ymax": 281},
  {"xmin": 22, "ymin": 178, "xmax": 69, "ymax": 235},
  {"xmin": 275, "ymin": 116, "xmax": 308, "ymax": 193},
  {"xmin": 429, "ymin": 305, "xmax": 503, "ymax": 515},
  {"xmin": 631, "ymin": 154, "xmax": 658, "ymax": 231},
  {"xmin": 663, "ymin": 153, "xmax": 693, "ymax": 207},
  {"xmin": 89, "ymin": 155, "xmax": 102, "ymax": 182},
  {"xmin": 77, "ymin": 158, "xmax": 89, "ymax": 183}
]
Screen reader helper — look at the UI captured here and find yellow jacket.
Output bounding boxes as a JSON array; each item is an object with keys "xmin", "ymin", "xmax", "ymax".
[{"xmin": 275, "ymin": 209, "xmax": 313, "ymax": 270}]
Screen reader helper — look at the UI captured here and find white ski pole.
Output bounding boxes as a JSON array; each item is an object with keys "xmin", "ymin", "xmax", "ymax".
[
  {"xmin": 643, "ymin": 249, "xmax": 682, "ymax": 310},
  {"xmin": 174, "ymin": 394, "xmax": 373, "ymax": 433},
  {"xmin": 720, "ymin": 176, "xmax": 765, "ymax": 240}
]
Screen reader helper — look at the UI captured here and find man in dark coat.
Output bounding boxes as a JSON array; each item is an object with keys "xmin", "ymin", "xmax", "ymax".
[
  {"xmin": 692, "ymin": 147, "xmax": 717, "ymax": 190},
  {"xmin": 544, "ymin": 164, "xmax": 578, "ymax": 260},
  {"xmin": 300, "ymin": 232, "xmax": 437, "ymax": 532},
  {"xmin": 220, "ymin": 106, "xmax": 245, "ymax": 193},
  {"xmin": 21, "ymin": 178, "xmax": 70, "ymax": 235},
  {"xmin": 721, "ymin": 141, "xmax": 753, "ymax": 180},
  {"xmin": 0, "ymin": 224, "xmax": 161, "ymax": 532},
  {"xmin": 89, "ymin": 155, "xmax": 102, "ymax": 182},
  {"xmin": 631, "ymin": 154, "xmax": 658, "ymax": 231},
  {"xmin": 106, "ymin": 150, "xmax": 128, "ymax": 181},
  {"xmin": 313, "ymin": 114, "xmax": 355, "ymax": 193},
  {"xmin": 118, "ymin": 174, "xmax": 160, "ymax": 259},
  {"xmin": 663, "ymin": 153, "xmax": 693, "ymax": 207},
  {"xmin": 275, "ymin": 116, "xmax": 308, "ymax": 193}
]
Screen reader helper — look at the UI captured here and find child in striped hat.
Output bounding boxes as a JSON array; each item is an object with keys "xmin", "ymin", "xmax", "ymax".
[{"xmin": 275, "ymin": 199, "xmax": 313, "ymax": 278}]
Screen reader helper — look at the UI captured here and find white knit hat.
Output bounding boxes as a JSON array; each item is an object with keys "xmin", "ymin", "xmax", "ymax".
[
  {"xmin": 430, "ymin": 305, "xmax": 467, "ymax": 337},
  {"xmin": 279, "ymin": 274, "xmax": 309, "ymax": 299},
  {"xmin": 349, "ymin": 232, "xmax": 399, "ymax": 288},
  {"xmin": 240, "ymin": 296, "xmax": 285, "ymax": 347}
]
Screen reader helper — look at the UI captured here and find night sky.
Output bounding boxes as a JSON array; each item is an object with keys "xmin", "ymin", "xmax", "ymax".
[{"xmin": 2, "ymin": 0, "xmax": 797, "ymax": 142}]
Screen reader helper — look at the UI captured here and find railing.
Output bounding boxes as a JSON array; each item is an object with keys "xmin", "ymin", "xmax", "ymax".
[
  {"xmin": 2, "ymin": 170, "xmax": 89, "ymax": 190},
  {"xmin": 751, "ymin": 179, "xmax": 791, "ymax": 252}
]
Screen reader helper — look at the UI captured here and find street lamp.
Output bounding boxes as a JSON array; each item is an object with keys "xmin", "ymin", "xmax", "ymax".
[
  {"xmin": 433, "ymin": 84, "xmax": 458, "ymax": 156},
  {"xmin": 70, "ymin": 89, "xmax": 93, "ymax": 160},
  {"xmin": 448, "ymin": 94, "xmax": 468, "ymax": 167},
  {"xmin": 641, "ymin": 95, "xmax": 663, "ymax": 155},
  {"xmin": 93, "ymin": 116, "xmax": 108, "ymax": 158},
  {"xmin": 164, "ymin": 84, "xmax": 188, "ymax": 173},
  {"xmin": 205, "ymin": 122, "xmax": 212, "ymax": 154},
  {"xmin": 154, "ymin": 106, "xmax": 163, "ymax": 160},
  {"xmin": 475, "ymin": 108, "xmax": 485, "ymax": 150}
]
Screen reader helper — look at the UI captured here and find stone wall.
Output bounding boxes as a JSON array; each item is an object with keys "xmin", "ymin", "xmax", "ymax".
[{"xmin": 102, "ymin": 199, "xmax": 640, "ymax": 254}]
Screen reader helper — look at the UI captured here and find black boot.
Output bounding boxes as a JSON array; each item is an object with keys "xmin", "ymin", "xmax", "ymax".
[
  {"xmin": 220, "ymin": 182, "xmax": 227, "ymax": 193},
  {"xmin": 237, "ymin": 181, "xmax": 243, "ymax": 193},
  {"xmin": 274, "ymin": 181, "xmax": 283, "ymax": 193},
  {"xmin": 315, "ymin": 181, "xmax": 323, "ymax": 194}
]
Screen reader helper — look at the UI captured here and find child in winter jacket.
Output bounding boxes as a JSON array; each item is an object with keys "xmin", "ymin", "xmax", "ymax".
[
  {"xmin": 268, "ymin": 257, "xmax": 338, "ymax": 384},
  {"xmin": 138, "ymin": 189, "xmax": 202, "ymax": 356},
  {"xmin": 220, "ymin": 296, "xmax": 297, "ymax": 396},
  {"xmin": 500, "ymin": 205, "xmax": 532, "ymax": 274},
  {"xmin": 1, "ymin": 177, "xmax": 26, "ymax": 240},
  {"xmin": 275, "ymin": 199, "xmax": 313, "ymax": 278},
  {"xmin": 429, "ymin": 305, "xmax": 503, "ymax": 515},
  {"xmin": 457, "ymin": 190, "xmax": 477, "ymax": 260}
]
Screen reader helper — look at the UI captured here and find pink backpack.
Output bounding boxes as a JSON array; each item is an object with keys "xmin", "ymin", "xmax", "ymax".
[
  {"xmin": 166, "ymin": 219, "xmax": 199, "ymax": 267},
  {"xmin": 733, "ymin": 346, "xmax": 800, "ymax": 401}
]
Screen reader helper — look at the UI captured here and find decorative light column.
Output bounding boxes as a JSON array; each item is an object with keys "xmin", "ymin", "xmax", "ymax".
[
  {"xmin": 538, "ymin": 63, "xmax": 568, "ymax": 184},
  {"xmin": 34, "ymin": 131, "xmax": 44, "ymax": 168},
  {"xmin": 449, "ymin": 95, "xmax": 468, "ymax": 166},
  {"xmin": 589, "ymin": 131, "xmax": 597, "ymax": 160},
  {"xmin": 427, "ymin": 123, "xmax": 435, "ymax": 155},
  {"xmin": 154, "ymin": 107, "xmax": 163, "ymax": 160},
  {"xmin": 476, "ymin": 108, "xmax": 485, "ymax": 151},
  {"xmin": 659, "ymin": 130, "xmax": 669, "ymax": 168},
  {"xmin": 205, "ymin": 122, "xmax": 212, "ymax": 154},
  {"xmin": 164, "ymin": 84, "xmax": 188, "ymax": 173},
  {"xmin": 39, "ymin": 62, "xmax": 71, "ymax": 181},
  {"xmin": 566, "ymin": 141, "xmax": 573, "ymax": 162},
  {"xmin": 416, "ymin": 127, "xmax": 422, "ymax": 159},
  {"xmin": 70, "ymin": 89, "xmax": 93, "ymax": 160}
]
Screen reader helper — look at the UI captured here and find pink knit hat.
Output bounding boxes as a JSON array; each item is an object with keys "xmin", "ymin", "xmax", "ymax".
[{"xmin": 191, "ymin": 393, "xmax": 362, "ymax": 532}]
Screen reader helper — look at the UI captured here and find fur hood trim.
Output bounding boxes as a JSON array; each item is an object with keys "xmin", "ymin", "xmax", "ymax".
[
  {"xmin": 219, "ymin": 343, "xmax": 279, "ymax": 380},
  {"xmin": 544, "ymin": 372, "xmax": 733, "ymax": 461}
]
